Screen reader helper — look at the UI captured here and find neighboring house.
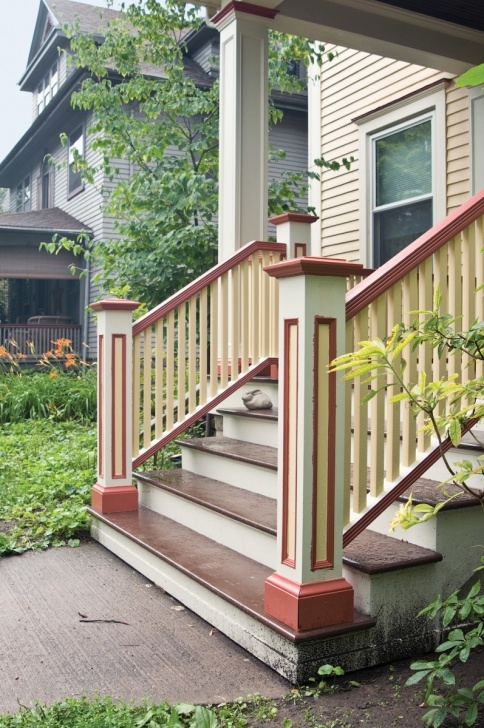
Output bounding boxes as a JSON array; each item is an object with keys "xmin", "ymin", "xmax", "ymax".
[
  {"xmin": 86, "ymin": 0, "xmax": 484, "ymax": 686},
  {"xmin": 0, "ymin": 0, "xmax": 308, "ymax": 358}
]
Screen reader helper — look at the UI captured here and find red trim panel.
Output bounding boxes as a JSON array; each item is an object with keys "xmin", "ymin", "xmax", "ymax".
[
  {"xmin": 111, "ymin": 334, "xmax": 127, "ymax": 479},
  {"xmin": 282, "ymin": 319, "xmax": 298, "ymax": 568},
  {"xmin": 98, "ymin": 334, "xmax": 104, "ymax": 479},
  {"xmin": 312, "ymin": 317, "xmax": 337, "ymax": 570}
]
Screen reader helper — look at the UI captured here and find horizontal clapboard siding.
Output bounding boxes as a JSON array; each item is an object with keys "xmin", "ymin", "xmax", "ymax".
[{"xmin": 317, "ymin": 46, "xmax": 470, "ymax": 261}]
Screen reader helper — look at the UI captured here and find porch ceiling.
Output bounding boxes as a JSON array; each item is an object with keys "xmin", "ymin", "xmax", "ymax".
[
  {"xmin": 204, "ymin": 0, "xmax": 484, "ymax": 73},
  {"xmin": 271, "ymin": 0, "xmax": 484, "ymax": 72}
]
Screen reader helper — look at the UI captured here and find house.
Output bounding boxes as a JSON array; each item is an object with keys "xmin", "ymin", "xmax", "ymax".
[
  {"xmin": 86, "ymin": 0, "xmax": 484, "ymax": 684},
  {"xmin": 0, "ymin": 0, "xmax": 308, "ymax": 359}
]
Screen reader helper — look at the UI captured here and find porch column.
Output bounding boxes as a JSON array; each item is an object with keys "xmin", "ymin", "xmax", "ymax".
[
  {"xmin": 269, "ymin": 212, "xmax": 319, "ymax": 259},
  {"xmin": 213, "ymin": 2, "xmax": 278, "ymax": 260},
  {"xmin": 263, "ymin": 257, "xmax": 362, "ymax": 631},
  {"xmin": 90, "ymin": 298, "xmax": 140, "ymax": 514}
]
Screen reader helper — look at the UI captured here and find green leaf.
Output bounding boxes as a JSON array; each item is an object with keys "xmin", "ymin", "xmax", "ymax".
[
  {"xmin": 191, "ymin": 706, "xmax": 218, "ymax": 728},
  {"xmin": 456, "ymin": 63, "xmax": 484, "ymax": 88}
]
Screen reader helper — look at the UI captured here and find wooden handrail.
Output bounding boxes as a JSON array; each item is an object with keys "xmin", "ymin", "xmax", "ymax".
[
  {"xmin": 133, "ymin": 241, "xmax": 286, "ymax": 336},
  {"xmin": 346, "ymin": 189, "xmax": 484, "ymax": 321}
]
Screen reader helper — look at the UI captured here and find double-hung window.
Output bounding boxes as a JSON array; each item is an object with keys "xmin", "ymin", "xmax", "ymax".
[
  {"xmin": 357, "ymin": 84, "xmax": 446, "ymax": 268},
  {"xmin": 37, "ymin": 62, "xmax": 59, "ymax": 115},
  {"xmin": 372, "ymin": 115, "xmax": 433, "ymax": 266},
  {"xmin": 15, "ymin": 176, "xmax": 31, "ymax": 212}
]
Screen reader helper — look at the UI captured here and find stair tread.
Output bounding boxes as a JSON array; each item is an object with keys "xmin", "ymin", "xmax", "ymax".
[
  {"xmin": 135, "ymin": 468, "xmax": 277, "ymax": 534},
  {"xmin": 216, "ymin": 406, "xmax": 279, "ymax": 422},
  {"xmin": 176, "ymin": 436, "xmax": 278, "ymax": 470},
  {"xmin": 90, "ymin": 506, "xmax": 375, "ymax": 643},
  {"xmin": 399, "ymin": 477, "xmax": 482, "ymax": 509},
  {"xmin": 343, "ymin": 530, "xmax": 442, "ymax": 575}
]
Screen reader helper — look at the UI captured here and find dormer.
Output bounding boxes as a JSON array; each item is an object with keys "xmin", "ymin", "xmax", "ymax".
[{"xmin": 18, "ymin": 0, "xmax": 119, "ymax": 121}]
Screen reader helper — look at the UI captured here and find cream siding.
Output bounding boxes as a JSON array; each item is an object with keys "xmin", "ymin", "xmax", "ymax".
[{"xmin": 317, "ymin": 46, "xmax": 470, "ymax": 261}]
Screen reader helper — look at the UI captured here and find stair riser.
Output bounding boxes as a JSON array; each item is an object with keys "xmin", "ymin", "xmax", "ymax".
[
  {"xmin": 367, "ymin": 506, "xmax": 483, "ymax": 590},
  {"xmin": 91, "ymin": 516, "xmax": 443, "ymax": 680},
  {"xmin": 180, "ymin": 447, "xmax": 277, "ymax": 496},
  {"xmin": 353, "ymin": 434, "xmax": 483, "ymax": 490},
  {"xmin": 221, "ymin": 415, "xmax": 278, "ymax": 448},
  {"xmin": 138, "ymin": 481, "xmax": 277, "ymax": 568},
  {"xmin": 343, "ymin": 561, "xmax": 441, "ymax": 640}
]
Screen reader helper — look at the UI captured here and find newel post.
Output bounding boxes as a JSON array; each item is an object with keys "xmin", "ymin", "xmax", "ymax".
[
  {"xmin": 269, "ymin": 213, "xmax": 319, "ymax": 259},
  {"xmin": 263, "ymin": 257, "xmax": 363, "ymax": 631},
  {"xmin": 90, "ymin": 298, "xmax": 140, "ymax": 514}
]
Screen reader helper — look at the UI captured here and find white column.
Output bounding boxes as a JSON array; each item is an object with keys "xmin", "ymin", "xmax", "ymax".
[
  {"xmin": 214, "ymin": 3, "xmax": 277, "ymax": 260},
  {"xmin": 90, "ymin": 298, "xmax": 139, "ymax": 514}
]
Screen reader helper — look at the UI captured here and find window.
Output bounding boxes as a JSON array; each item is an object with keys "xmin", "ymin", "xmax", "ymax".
[
  {"xmin": 68, "ymin": 126, "xmax": 84, "ymax": 194},
  {"xmin": 15, "ymin": 176, "xmax": 31, "ymax": 212},
  {"xmin": 41, "ymin": 158, "xmax": 53, "ymax": 209},
  {"xmin": 37, "ymin": 62, "xmax": 59, "ymax": 115},
  {"xmin": 372, "ymin": 116, "xmax": 433, "ymax": 266},
  {"xmin": 356, "ymin": 84, "xmax": 447, "ymax": 268}
]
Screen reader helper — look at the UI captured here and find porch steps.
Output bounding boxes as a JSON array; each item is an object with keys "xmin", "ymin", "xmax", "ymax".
[{"xmin": 90, "ymin": 395, "xmax": 484, "ymax": 681}]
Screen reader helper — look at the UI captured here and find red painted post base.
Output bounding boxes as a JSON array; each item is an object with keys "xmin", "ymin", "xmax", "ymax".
[
  {"xmin": 264, "ymin": 573, "xmax": 354, "ymax": 631},
  {"xmin": 91, "ymin": 483, "xmax": 138, "ymax": 514}
]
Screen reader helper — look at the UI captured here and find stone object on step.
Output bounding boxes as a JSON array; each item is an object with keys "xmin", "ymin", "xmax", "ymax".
[{"xmin": 242, "ymin": 389, "xmax": 273, "ymax": 410}]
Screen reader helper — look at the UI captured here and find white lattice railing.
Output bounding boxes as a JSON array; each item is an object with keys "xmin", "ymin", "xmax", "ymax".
[{"xmin": 131, "ymin": 241, "xmax": 286, "ymax": 467}]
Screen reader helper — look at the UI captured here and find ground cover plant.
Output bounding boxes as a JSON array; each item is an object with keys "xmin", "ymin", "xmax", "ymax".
[
  {"xmin": 0, "ymin": 419, "xmax": 96, "ymax": 555},
  {"xmin": 0, "ymin": 338, "xmax": 97, "ymax": 555}
]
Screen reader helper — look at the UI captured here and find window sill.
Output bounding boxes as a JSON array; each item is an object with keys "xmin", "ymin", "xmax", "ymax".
[{"xmin": 67, "ymin": 185, "xmax": 85, "ymax": 201}]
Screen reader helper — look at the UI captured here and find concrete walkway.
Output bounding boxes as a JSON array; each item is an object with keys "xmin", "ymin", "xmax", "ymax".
[{"xmin": 0, "ymin": 539, "xmax": 289, "ymax": 714}]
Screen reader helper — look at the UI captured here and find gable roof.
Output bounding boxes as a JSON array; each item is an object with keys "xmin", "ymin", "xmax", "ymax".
[{"xmin": 28, "ymin": 0, "xmax": 120, "ymax": 68}]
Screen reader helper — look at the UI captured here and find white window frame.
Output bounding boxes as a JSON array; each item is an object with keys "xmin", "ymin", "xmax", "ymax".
[{"xmin": 356, "ymin": 85, "xmax": 446, "ymax": 268}]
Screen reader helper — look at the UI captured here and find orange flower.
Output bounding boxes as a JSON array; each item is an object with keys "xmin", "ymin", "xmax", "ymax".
[{"xmin": 49, "ymin": 370, "xmax": 59, "ymax": 378}]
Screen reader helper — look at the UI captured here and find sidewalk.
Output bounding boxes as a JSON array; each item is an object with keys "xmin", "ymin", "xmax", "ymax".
[{"xmin": 0, "ymin": 539, "xmax": 289, "ymax": 714}]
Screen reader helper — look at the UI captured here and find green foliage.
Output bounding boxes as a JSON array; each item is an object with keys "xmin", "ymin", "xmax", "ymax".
[
  {"xmin": 331, "ymin": 285, "xmax": 484, "ymax": 725},
  {"xmin": 0, "ymin": 420, "xmax": 96, "ymax": 555},
  {"xmin": 0, "ymin": 696, "xmax": 217, "ymax": 728},
  {"xmin": 51, "ymin": 1, "xmax": 352, "ymax": 308},
  {"xmin": 0, "ymin": 371, "xmax": 96, "ymax": 424},
  {"xmin": 456, "ymin": 63, "xmax": 484, "ymax": 88},
  {"xmin": 406, "ymin": 569, "xmax": 484, "ymax": 727}
]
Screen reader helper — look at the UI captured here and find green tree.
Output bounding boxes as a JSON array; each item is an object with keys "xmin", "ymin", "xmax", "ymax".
[{"xmin": 55, "ymin": 0, "xmax": 349, "ymax": 308}]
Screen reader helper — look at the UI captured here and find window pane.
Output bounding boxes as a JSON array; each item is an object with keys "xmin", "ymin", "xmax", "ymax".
[
  {"xmin": 375, "ymin": 120, "xmax": 432, "ymax": 207},
  {"xmin": 374, "ymin": 198, "xmax": 432, "ymax": 266},
  {"xmin": 69, "ymin": 127, "xmax": 84, "ymax": 193}
]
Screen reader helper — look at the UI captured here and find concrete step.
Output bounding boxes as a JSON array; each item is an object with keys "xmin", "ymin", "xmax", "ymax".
[
  {"xmin": 135, "ymin": 468, "xmax": 277, "ymax": 568},
  {"xmin": 177, "ymin": 436, "xmax": 277, "ymax": 496},
  {"xmin": 216, "ymin": 406, "xmax": 278, "ymax": 448}
]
